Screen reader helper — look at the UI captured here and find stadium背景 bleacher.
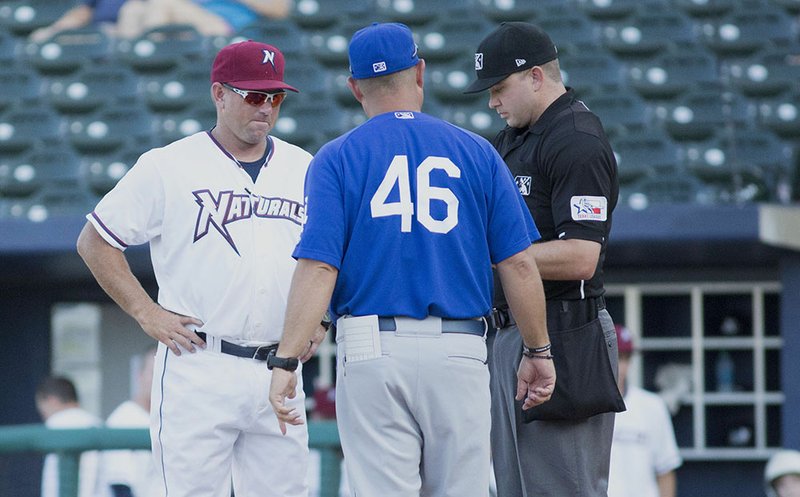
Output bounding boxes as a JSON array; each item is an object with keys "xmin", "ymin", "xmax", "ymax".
[{"xmin": 0, "ymin": 0, "xmax": 798, "ymax": 221}]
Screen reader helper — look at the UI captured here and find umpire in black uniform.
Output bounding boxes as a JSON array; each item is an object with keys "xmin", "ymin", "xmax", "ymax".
[{"xmin": 466, "ymin": 22, "xmax": 625, "ymax": 497}]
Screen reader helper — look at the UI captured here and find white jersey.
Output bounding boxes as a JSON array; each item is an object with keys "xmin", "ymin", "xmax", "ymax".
[
  {"xmin": 608, "ymin": 386, "xmax": 683, "ymax": 497},
  {"xmin": 88, "ymin": 132, "xmax": 312, "ymax": 345},
  {"xmin": 100, "ymin": 400, "xmax": 161, "ymax": 497},
  {"xmin": 42, "ymin": 408, "xmax": 102, "ymax": 497}
]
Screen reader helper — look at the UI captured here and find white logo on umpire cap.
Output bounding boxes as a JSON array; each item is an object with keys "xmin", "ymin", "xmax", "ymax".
[
  {"xmin": 475, "ymin": 53, "xmax": 484, "ymax": 70},
  {"xmin": 515, "ymin": 58, "xmax": 526, "ymax": 67}
]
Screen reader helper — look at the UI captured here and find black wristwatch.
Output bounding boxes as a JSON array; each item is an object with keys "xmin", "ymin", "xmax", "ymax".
[{"xmin": 267, "ymin": 350, "xmax": 299, "ymax": 371}]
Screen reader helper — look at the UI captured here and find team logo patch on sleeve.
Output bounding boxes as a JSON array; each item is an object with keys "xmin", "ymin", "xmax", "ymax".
[
  {"xmin": 571, "ymin": 195, "xmax": 607, "ymax": 221},
  {"xmin": 515, "ymin": 176, "xmax": 531, "ymax": 196}
]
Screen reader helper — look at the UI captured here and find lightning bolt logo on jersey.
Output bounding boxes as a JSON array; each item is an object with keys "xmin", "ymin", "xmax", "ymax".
[{"xmin": 193, "ymin": 189, "xmax": 304, "ymax": 254}]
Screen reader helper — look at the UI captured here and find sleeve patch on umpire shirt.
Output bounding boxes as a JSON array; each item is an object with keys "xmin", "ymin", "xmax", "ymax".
[{"xmin": 571, "ymin": 195, "xmax": 607, "ymax": 221}]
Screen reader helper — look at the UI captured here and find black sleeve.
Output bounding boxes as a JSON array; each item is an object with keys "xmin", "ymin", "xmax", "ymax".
[
  {"xmin": 110, "ymin": 484, "xmax": 135, "ymax": 497},
  {"xmin": 546, "ymin": 131, "xmax": 615, "ymax": 243}
]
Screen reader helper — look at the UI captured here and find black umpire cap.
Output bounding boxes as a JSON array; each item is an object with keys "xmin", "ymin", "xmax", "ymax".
[{"xmin": 464, "ymin": 21, "xmax": 558, "ymax": 94}]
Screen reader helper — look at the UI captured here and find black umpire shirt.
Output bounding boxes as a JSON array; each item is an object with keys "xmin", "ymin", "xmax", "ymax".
[{"xmin": 493, "ymin": 88, "xmax": 619, "ymax": 305}]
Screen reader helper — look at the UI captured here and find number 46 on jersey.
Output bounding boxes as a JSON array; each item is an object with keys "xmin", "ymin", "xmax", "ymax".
[{"xmin": 370, "ymin": 155, "xmax": 461, "ymax": 234}]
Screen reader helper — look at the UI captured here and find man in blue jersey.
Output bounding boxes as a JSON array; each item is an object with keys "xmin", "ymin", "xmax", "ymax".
[{"xmin": 268, "ymin": 22, "xmax": 555, "ymax": 497}]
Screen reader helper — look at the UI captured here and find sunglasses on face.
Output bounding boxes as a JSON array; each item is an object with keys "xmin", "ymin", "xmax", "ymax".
[{"xmin": 222, "ymin": 83, "xmax": 286, "ymax": 107}]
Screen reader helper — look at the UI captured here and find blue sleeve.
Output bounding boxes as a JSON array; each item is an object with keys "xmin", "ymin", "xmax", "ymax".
[
  {"xmin": 292, "ymin": 144, "xmax": 346, "ymax": 268},
  {"xmin": 486, "ymin": 151, "xmax": 540, "ymax": 264}
]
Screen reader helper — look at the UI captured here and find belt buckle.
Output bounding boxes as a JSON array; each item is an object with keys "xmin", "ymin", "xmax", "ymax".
[{"xmin": 253, "ymin": 345, "xmax": 274, "ymax": 361}]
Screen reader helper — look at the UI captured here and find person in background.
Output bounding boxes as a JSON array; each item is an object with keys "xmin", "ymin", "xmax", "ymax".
[
  {"xmin": 35, "ymin": 376, "xmax": 103, "ymax": 497},
  {"xmin": 100, "ymin": 345, "xmax": 161, "ymax": 497},
  {"xmin": 764, "ymin": 449, "xmax": 800, "ymax": 497},
  {"xmin": 608, "ymin": 324, "xmax": 682, "ymax": 497},
  {"xmin": 28, "ymin": 0, "xmax": 127, "ymax": 42},
  {"xmin": 115, "ymin": 0, "xmax": 290, "ymax": 39}
]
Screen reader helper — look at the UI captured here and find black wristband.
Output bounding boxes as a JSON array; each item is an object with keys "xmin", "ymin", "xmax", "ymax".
[
  {"xmin": 523, "ymin": 354, "xmax": 554, "ymax": 360},
  {"xmin": 522, "ymin": 343, "xmax": 551, "ymax": 357}
]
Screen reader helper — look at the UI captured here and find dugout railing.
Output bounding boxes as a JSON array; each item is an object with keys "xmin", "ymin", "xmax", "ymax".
[{"xmin": 0, "ymin": 421, "xmax": 342, "ymax": 497}]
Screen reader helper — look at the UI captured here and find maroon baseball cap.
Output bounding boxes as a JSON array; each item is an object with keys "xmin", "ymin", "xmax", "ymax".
[
  {"xmin": 210, "ymin": 40, "xmax": 298, "ymax": 93},
  {"xmin": 615, "ymin": 324, "xmax": 634, "ymax": 355}
]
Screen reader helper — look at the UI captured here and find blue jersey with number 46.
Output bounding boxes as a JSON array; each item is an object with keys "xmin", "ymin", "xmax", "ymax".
[{"xmin": 293, "ymin": 111, "xmax": 540, "ymax": 320}]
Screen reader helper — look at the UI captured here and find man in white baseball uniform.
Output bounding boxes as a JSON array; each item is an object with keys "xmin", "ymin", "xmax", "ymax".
[
  {"xmin": 608, "ymin": 324, "xmax": 682, "ymax": 497},
  {"xmin": 36, "ymin": 376, "xmax": 103, "ymax": 497},
  {"xmin": 77, "ymin": 40, "xmax": 320, "ymax": 497},
  {"xmin": 100, "ymin": 346, "xmax": 160, "ymax": 497}
]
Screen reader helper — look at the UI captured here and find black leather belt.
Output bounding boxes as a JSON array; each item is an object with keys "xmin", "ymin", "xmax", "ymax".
[
  {"xmin": 195, "ymin": 332, "xmax": 278, "ymax": 361},
  {"xmin": 378, "ymin": 317, "xmax": 487, "ymax": 336},
  {"xmin": 492, "ymin": 296, "xmax": 606, "ymax": 330}
]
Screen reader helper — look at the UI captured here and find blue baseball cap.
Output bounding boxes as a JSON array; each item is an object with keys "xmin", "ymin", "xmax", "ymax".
[{"xmin": 349, "ymin": 22, "xmax": 420, "ymax": 80}]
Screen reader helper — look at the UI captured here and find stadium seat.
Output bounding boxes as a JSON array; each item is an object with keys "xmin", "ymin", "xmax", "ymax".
[
  {"xmin": 610, "ymin": 128, "xmax": 683, "ymax": 184},
  {"xmin": 0, "ymin": 65, "xmax": 43, "ymax": 113},
  {"xmin": 282, "ymin": 53, "xmax": 330, "ymax": 101},
  {"xmin": 0, "ymin": 28, "xmax": 20, "ymax": 65},
  {"xmin": 308, "ymin": 19, "xmax": 364, "ymax": 67},
  {"xmin": 66, "ymin": 104, "xmax": 156, "ymax": 154},
  {"xmin": 699, "ymin": 4, "xmax": 795, "ymax": 56},
  {"xmin": 272, "ymin": 101, "xmax": 340, "ymax": 152},
  {"xmin": 536, "ymin": 8, "xmax": 601, "ymax": 51},
  {"xmin": 559, "ymin": 46, "xmax": 627, "ymax": 97},
  {"xmin": 657, "ymin": 85, "xmax": 753, "ymax": 141},
  {"xmin": 581, "ymin": 88, "xmax": 652, "ymax": 138},
  {"xmin": 46, "ymin": 64, "xmax": 140, "ymax": 115},
  {"xmin": 375, "ymin": 0, "xmax": 470, "ymax": 26},
  {"xmin": 21, "ymin": 26, "xmax": 113, "ymax": 74},
  {"xmin": 82, "ymin": 146, "xmax": 143, "ymax": 196},
  {"xmin": 427, "ymin": 57, "xmax": 484, "ymax": 103},
  {"xmin": 683, "ymin": 128, "xmax": 793, "ymax": 203},
  {"xmin": 577, "ymin": 0, "xmax": 640, "ymax": 20},
  {"xmin": 416, "ymin": 10, "xmax": 494, "ymax": 63},
  {"xmin": 154, "ymin": 107, "xmax": 217, "ymax": 147},
  {"xmin": 477, "ymin": 0, "xmax": 538, "ymax": 22},
  {"xmin": 600, "ymin": 6, "xmax": 698, "ymax": 58},
  {"xmin": 0, "ymin": 141, "xmax": 80, "ymax": 198},
  {"xmin": 758, "ymin": 89, "xmax": 800, "ymax": 138},
  {"xmin": 6, "ymin": 184, "xmax": 99, "ymax": 222},
  {"xmin": 0, "ymin": 0, "xmax": 74, "ymax": 37},
  {"xmin": 626, "ymin": 48, "xmax": 719, "ymax": 100},
  {"xmin": 141, "ymin": 62, "xmax": 212, "ymax": 113},
  {"xmin": 622, "ymin": 172, "xmax": 713, "ymax": 209},
  {"xmin": 727, "ymin": 44, "xmax": 800, "ymax": 98},
  {"xmin": 115, "ymin": 24, "xmax": 209, "ymax": 73},
  {"xmin": 223, "ymin": 18, "xmax": 309, "ymax": 58},
  {"xmin": 325, "ymin": 67, "xmax": 359, "ymax": 108},
  {"xmin": 291, "ymin": 0, "xmax": 376, "ymax": 29},
  {"xmin": 439, "ymin": 101, "xmax": 506, "ymax": 141},
  {"xmin": 0, "ymin": 104, "xmax": 62, "ymax": 154},
  {"xmin": 672, "ymin": 0, "xmax": 736, "ymax": 18}
]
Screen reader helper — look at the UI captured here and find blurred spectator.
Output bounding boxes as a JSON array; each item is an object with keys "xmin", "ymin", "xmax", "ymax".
[
  {"xmin": 35, "ymin": 376, "xmax": 103, "ymax": 497},
  {"xmin": 764, "ymin": 449, "xmax": 800, "ymax": 497},
  {"xmin": 115, "ymin": 0, "xmax": 290, "ymax": 39},
  {"xmin": 100, "ymin": 346, "xmax": 161, "ymax": 497},
  {"xmin": 608, "ymin": 324, "xmax": 683, "ymax": 497},
  {"xmin": 28, "ymin": 0, "xmax": 126, "ymax": 42}
]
